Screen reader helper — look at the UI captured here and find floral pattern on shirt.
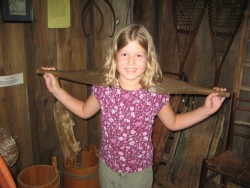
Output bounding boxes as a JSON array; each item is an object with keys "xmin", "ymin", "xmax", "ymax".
[{"xmin": 92, "ymin": 85, "xmax": 170, "ymax": 173}]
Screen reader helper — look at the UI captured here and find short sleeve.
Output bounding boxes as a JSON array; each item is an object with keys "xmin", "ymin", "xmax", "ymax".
[
  {"xmin": 163, "ymin": 94, "xmax": 171, "ymax": 105},
  {"xmin": 153, "ymin": 94, "xmax": 170, "ymax": 114},
  {"xmin": 92, "ymin": 85, "xmax": 101, "ymax": 101}
]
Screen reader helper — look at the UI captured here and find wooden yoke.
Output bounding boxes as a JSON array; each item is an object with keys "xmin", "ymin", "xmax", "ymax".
[{"xmin": 37, "ymin": 69, "xmax": 230, "ymax": 98}]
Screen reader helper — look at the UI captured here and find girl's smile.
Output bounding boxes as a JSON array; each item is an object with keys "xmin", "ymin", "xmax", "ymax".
[{"xmin": 116, "ymin": 41, "xmax": 148, "ymax": 90}]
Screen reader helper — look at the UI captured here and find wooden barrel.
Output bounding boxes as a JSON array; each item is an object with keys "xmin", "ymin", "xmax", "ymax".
[
  {"xmin": 63, "ymin": 145, "xmax": 99, "ymax": 188},
  {"xmin": 17, "ymin": 157, "xmax": 60, "ymax": 188}
]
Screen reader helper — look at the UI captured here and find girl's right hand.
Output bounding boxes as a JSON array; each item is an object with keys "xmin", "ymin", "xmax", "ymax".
[{"xmin": 41, "ymin": 67, "xmax": 61, "ymax": 94}]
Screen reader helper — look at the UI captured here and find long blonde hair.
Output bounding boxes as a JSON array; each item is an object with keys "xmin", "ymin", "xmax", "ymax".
[{"xmin": 103, "ymin": 24, "xmax": 162, "ymax": 89}]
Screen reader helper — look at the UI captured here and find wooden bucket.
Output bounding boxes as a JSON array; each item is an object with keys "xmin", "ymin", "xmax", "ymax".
[
  {"xmin": 17, "ymin": 157, "xmax": 60, "ymax": 188},
  {"xmin": 63, "ymin": 145, "xmax": 99, "ymax": 188}
]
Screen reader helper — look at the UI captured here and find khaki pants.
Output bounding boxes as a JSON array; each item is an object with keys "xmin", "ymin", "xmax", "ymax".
[{"xmin": 99, "ymin": 159, "xmax": 153, "ymax": 188}]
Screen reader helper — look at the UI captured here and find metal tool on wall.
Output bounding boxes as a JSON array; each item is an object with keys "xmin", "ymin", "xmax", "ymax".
[
  {"xmin": 173, "ymin": 0, "xmax": 208, "ymax": 75},
  {"xmin": 82, "ymin": 0, "xmax": 115, "ymax": 38},
  {"xmin": 208, "ymin": 0, "xmax": 247, "ymax": 86}
]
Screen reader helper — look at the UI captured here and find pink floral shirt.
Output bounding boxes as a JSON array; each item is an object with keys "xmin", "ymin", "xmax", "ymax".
[{"xmin": 92, "ymin": 85, "xmax": 170, "ymax": 173}]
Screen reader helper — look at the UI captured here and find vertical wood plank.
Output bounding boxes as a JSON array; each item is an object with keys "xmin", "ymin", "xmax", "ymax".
[{"xmin": 1, "ymin": 24, "xmax": 33, "ymax": 170}]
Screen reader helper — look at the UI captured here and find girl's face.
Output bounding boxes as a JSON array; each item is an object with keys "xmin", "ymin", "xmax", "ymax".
[{"xmin": 116, "ymin": 41, "xmax": 148, "ymax": 89}]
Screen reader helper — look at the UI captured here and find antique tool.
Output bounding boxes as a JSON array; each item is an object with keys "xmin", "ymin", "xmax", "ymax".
[
  {"xmin": 82, "ymin": 0, "xmax": 115, "ymax": 37},
  {"xmin": 37, "ymin": 69, "xmax": 230, "ymax": 97},
  {"xmin": 82, "ymin": 0, "xmax": 104, "ymax": 37},
  {"xmin": 173, "ymin": 0, "xmax": 208, "ymax": 74},
  {"xmin": 208, "ymin": 0, "xmax": 247, "ymax": 86}
]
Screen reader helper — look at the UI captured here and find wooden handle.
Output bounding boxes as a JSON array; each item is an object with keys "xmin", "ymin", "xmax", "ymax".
[
  {"xmin": 36, "ymin": 69, "xmax": 103, "ymax": 85},
  {"xmin": 211, "ymin": 90, "xmax": 230, "ymax": 98}
]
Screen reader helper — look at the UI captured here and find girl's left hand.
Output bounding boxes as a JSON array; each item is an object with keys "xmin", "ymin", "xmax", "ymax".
[{"xmin": 204, "ymin": 87, "xmax": 227, "ymax": 115}]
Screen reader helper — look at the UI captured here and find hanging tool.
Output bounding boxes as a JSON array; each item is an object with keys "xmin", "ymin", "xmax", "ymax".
[
  {"xmin": 173, "ymin": 0, "xmax": 208, "ymax": 74},
  {"xmin": 82, "ymin": 0, "xmax": 116, "ymax": 37},
  {"xmin": 208, "ymin": 0, "xmax": 247, "ymax": 86}
]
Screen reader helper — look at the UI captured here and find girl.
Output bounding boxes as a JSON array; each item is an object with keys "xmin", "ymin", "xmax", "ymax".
[{"xmin": 42, "ymin": 24, "xmax": 226, "ymax": 188}]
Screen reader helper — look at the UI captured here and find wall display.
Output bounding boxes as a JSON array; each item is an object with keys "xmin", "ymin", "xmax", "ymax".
[{"xmin": 2, "ymin": 0, "xmax": 33, "ymax": 23}]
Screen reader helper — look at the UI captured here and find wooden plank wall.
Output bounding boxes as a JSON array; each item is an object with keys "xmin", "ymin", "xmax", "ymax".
[
  {"xmin": 0, "ymin": 23, "xmax": 34, "ymax": 173},
  {"xmin": 0, "ymin": 0, "xmax": 248, "ymax": 187},
  {"xmin": 0, "ymin": 0, "xmax": 138, "ymax": 175}
]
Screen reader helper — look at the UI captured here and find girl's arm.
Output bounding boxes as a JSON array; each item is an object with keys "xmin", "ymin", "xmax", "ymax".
[
  {"xmin": 158, "ymin": 89, "xmax": 226, "ymax": 131},
  {"xmin": 42, "ymin": 67, "xmax": 100, "ymax": 119}
]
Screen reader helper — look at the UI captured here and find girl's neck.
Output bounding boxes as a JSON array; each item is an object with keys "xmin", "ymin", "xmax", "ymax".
[{"xmin": 119, "ymin": 80, "xmax": 141, "ymax": 91}]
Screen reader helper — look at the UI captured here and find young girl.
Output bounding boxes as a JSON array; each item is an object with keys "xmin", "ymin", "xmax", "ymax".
[{"xmin": 42, "ymin": 24, "xmax": 226, "ymax": 188}]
